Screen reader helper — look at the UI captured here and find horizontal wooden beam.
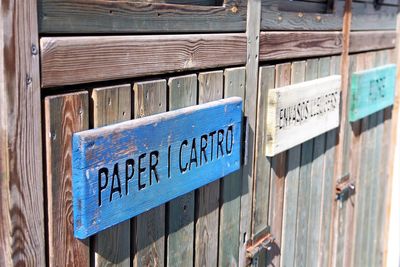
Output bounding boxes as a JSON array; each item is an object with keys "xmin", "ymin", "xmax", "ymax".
[
  {"xmin": 40, "ymin": 34, "xmax": 246, "ymax": 88},
  {"xmin": 349, "ymin": 31, "xmax": 396, "ymax": 54},
  {"xmin": 38, "ymin": 0, "xmax": 247, "ymax": 34},
  {"xmin": 259, "ymin": 32, "xmax": 343, "ymax": 62}
]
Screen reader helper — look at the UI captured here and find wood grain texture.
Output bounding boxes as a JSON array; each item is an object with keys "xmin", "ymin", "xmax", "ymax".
[
  {"xmin": 294, "ymin": 58, "xmax": 318, "ymax": 267},
  {"xmin": 280, "ymin": 60, "xmax": 305, "ymax": 267},
  {"xmin": 44, "ymin": 91, "xmax": 90, "ymax": 267},
  {"xmin": 167, "ymin": 74, "xmax": 197, "ymax": 267},
  {"xmin": 318, "ymin": 55, "xmax": 340, "ymax": 267},
  {"xmin": 195, "ymin": 71, "xmax": 223, "ymax": 267},
  {"xmin": 40, "ymin": 34, "xmax": 247, "ymax": 88},
  {"xmin": 261, "ymin": 0, "xmax": 344, "ymax": 30},
  {"xmin": 305, "ymin": 57, "xmax": 331, "ymax": 267},
  {"xmin": 252, "ymin": 66, "xmax": 274, "ymax": 239},
  {"xmin": 265, "ymin": 63, "xmax": 291, "ymax": 267},
  {"xmin": 349, "ymin": 31, "xmax": 396, "ymax": 53},
  {"xmin": 91, "ymin": 84, "xmax": 131, "ymax": 267},
  {"xmin": 133, "ymin": 80, "xmax": 166, "ymax": 267},
  {"xmin": 38, "ymin": 0, "xmax": 247, "ymax": 34},
  {"xmin": 0, "ymin": 0, "xmax": 46, "ymax": 265},
  {"xmin": 240, "ymin": 0, "xmax": 261, "ymax": 264},
  {"xmin": 352, "ymin": 52, "xmax": 368, "ymax": 267},
  {"xmin": 259, "ymin": 31, "xmax": 342, "ymax": 62},
  {"xmin": 219, "ymin": 67, "xmax": 245, "ymax": 267}
]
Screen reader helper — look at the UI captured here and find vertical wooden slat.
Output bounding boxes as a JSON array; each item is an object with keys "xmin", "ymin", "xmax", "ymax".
[
  {"xmin": 219, "ymin": 67, "xmax": 245, "ymax": 266},
  {"xmin": 251, "ymin": 65, "xmax": 274, "ymax": 265},
  {"xmin": 363, "ymin": 51, "xmax": 379, "ymax": 266},
  {"xmin": 0, "ymin": 0, "xmax": 46, "ymax": 265},
  {"xmin": 352, "ymin": 52, "xmax": 368, "ymax": 267},
  {"xmin": 92, "ymin": 84, "xmax": 131, "ymax": 267},
  {"xmin": 44, "ymin": 91, "xmax": 90, "ymax": 267},
  {"xmin": 133, "ymin": 80, "xmax": 167, "ymax": 267},
  {"xmin": 377, "ymin": 50, "xmax": 393, "ymax": 267},
  {"xmin": 253, "ymin": 65, "xmax": 274, "ymax": 237},
  {"xmin": 195, "ymin": 71, "xmax": 223, "ymax": 267},
  {"xmin": 294, "ymin": 58, "xmax": 318, "ymax": 267},
  {"xmin": 266, "ymin": 63, "xmax": 291, "ymax": 266},
  {"xmin": 368, "ymin": 50, "xmax": 385, "ymax": 267},
  {"xmin": 305, "ymin": 57, "xmax": 331, "ymax": 267},
  {"xmin": 167, "ymin": 74, "xmax": 197, "ymax": 267},
  {"xmin": 240, "ymin": 0, "xmax": 261, "ymax": 263},
  {"xmin": 280, "ymin": 60, "xmax": 306, "ymax": 267},
  {"xmin": 318, "ymin": 55, "xmax": 340, "ymax": 267}
]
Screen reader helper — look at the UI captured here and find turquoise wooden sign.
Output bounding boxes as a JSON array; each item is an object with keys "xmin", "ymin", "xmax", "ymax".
[
  {"xmin": 72, "ymin": 97, "xmax": 242, "ymax": 239},
  {"xmin": 349, "ymin": 64, "xmax": 396, "ymax": 122}
]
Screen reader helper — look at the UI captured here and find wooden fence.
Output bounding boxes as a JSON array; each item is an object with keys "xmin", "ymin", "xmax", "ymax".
[{"xmin": 1, "ymin": 0, "xmax": 399, "ymax": 266}]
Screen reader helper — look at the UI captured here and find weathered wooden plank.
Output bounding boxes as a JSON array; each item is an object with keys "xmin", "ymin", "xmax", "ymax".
[
  {"xmin": 266, "ymin": 63, "xmax": 291, "ymax": 267},
  {"xmin": 219, "ymin": 67, "xmax": 245, "ymax": 267},
  {"xmin": 280, "ymin": 60, "xmax": 305, "ymax": 267},
  {"xmin": 318, "ymin": 55, "xmax": 340, "ymax": 267},
  {"xmin": 44, "ymin": 91, "xmax": 90, "ymax": 266},
  {"xmin": 265, "ymin": 74, "xmax": 340, "ymax": 156},
  {"xmin": 349, "ymin": 31, "xmax": 396, "ymax": 53},
  {"xmin": 91, "ymin": 85, "xmax": 131, "ymax": 267},
  {"xmin": 376, "ymin": 50, "xmax": 393, "ymax": 267},
  {"xmin": 261, "ymin": 0, "xmax": 344, "ymax": 30},
  {"xmin": 351, "ymin": 2, "xmax": 397, "ymax": 30},
  {"xmin": 195, "ymin": 71, "xmax": 223, "ymax": 267},
  {"xmin": 305, "ymin": 57, "xmax": 330, "ymax": 267},
  {"xmin": 359, "ymin": 52, "xmax": 377, "ymax": 267},
  {"xmin": 132, "ymin": 80, "xmax": 166, "ymax": 267},
  {"xmin": 339, "ymin": 54, "xmax": 357, "ymax": 267},
  {"xmin": 349, "ymin": 64, "xmax": 396, "ymax": 122},
  {"xmin": 259, "ymin": 32, "xmax": 342, "ymax": 62},
  {"xmin": 240, "ymin": 0, "xmax": 261, "ymax": 264},
  {"xmin": 252, "ymin": 66, "xmax": 274, "ymax": 239},
  {"xmin": 352, "ymin": 52, "xmax": 369, "ymax": 267},
  {"xmin": 166, "ymin": 74, "xmax": 197, "ymax": 267},
  {"xmin": 0, "ymin": 1, "xmax": 46, "ymax": 266},
  {"xmin": 294, "ymin": 58, "xmax": 318, "ymax": 267},
  {"xmin": 38, "ymin": 0, "xmax": 247, "ymax": 34},
  {"xmin": 40, "ymin": 34, "xmax": 247, "ymax": 88}
]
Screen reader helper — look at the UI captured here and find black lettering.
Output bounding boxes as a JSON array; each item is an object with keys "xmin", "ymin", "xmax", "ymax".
[
  {"xmin": 279, "ymin": 109, "xmax": 284, "ymax": 129},
  {"xmin": 168, "ymin": 145, "xmax": 171, "ymax": 178},
  {"xmin": 179, "ymin": 140, "xmax": 188, "ymax": 173},
  {"xmin": 200, "ymin": 134, "xmax": 208, "ymax": 166},
  {"xmin": 125, "ymin": 159, "xmax": 134, "ymax": 195},
  {"xmin": 110, "ymin": 163, "xmax": 122, "ymax": 202},
  {"xmin": 209, "ymin": 131, "xmax": 216, "ymax": 161},
  {"xmin": 98, "ymin": 167, "xmax": 109, "ymax": 206},
  {"xmin": 217, "ymin": 129, "xmax": 224, "ymax": 159},
  {"xmin": 189, "ymin": 138, "xmax": 198, "ymax": 170},
  {"xmin": 149, "ymin": 150, "xmax": 159, "ymax": 185},
  {"xmin": 226, "ymin": 125, "xmax": 234, "ymax": 154},
  {"xmin": 138, "ymin": 153, "xmax": 146, "ymax": 190}
]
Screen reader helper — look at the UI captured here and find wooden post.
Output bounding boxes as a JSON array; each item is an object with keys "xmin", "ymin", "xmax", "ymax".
[
  {"xmin": 240, "ymin": 0, "xmax": 261, "ymax": 265},
  {"xmin": 0, "ymin": 0, "xmax": 46, "ymax": 266}
]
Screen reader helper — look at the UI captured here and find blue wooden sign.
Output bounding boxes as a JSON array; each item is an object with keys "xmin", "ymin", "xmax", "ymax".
[
  {"xmin": 349, "ymin": 64, "xmax": 396, "ymax": 122},
  {"xmin": 72, "ymin": 97, "xmax": 242, "ymax": 239}
]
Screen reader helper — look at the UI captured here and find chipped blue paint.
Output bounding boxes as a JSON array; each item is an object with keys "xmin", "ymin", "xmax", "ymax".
[
  {"xmin": 349, "ymin": 64, "xmax": 396, "ymax": 122},
  {"xmin": 72, "ymin": 97, "xmax": 242, "ymax": 239}
]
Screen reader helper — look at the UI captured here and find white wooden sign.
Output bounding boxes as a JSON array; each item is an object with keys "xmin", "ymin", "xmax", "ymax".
[{"xmin": 266, "ymin": 75, "xmax": 341, "ymax": 157}]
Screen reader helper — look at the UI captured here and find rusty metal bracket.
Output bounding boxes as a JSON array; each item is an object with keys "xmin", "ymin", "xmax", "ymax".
[
  {"xmin": 336, "ymin": 174, "xmax": 355, "ymax": 202},
  {"xmin": 246, "ymin": 232, "xmax": 275, "ymax": 262}
]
